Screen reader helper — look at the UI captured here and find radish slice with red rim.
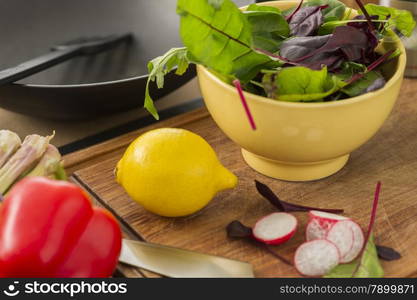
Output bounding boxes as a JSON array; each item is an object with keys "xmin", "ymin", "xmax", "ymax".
[
  {"xmin": 294, "ymin": 239, "xmax": 340, "ymax": 277},
  {"xmin": 306, "ymin": 211, "xmax": 349, "ymax": 241},
  {"xmin": 309, "ymin": 210, "xmax": 349, "ymax": 226},
  {"xmin": 341, "ymin": 221, "xmax": 364, "ymax": 263},
  {"xmin": 326, "ymin": 220, "xmax": 355, "ymax": 262},
  {"xmin": 253, "ymin": 212, "xmax": 297, "ymax": 245},
  {"xmin": 306, "ymin": 219, "xmax": 328, "ymax": 241}
]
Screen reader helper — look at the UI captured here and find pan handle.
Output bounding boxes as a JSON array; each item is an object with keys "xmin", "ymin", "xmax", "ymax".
[
  {"xmin": 0, "ymin": 33, "xmax": 132, "ymax": 86},
  {"xmin": 0, "ymin": 47, "xmax": 80, "ymax": 85}
]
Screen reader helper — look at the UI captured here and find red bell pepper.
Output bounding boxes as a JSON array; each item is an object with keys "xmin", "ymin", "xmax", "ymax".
[{"xmin": 0, "ymin": 177, "xmax": 121, "ymax": 277}]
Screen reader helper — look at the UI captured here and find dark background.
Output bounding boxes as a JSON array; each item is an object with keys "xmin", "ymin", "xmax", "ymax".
[{"xmin": 0, "ymin": 0, "xmax": 252, "ymax": 85}]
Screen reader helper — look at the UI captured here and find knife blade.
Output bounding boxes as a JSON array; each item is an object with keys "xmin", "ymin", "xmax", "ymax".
[{"xmin": 119, "ymin": 239, "xmax": 255, "ymax": 278}]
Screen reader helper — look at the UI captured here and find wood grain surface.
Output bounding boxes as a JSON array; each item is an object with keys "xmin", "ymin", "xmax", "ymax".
[{"xmin": 67, "ymin": 79, "xmax": 417, "ymax": 278}]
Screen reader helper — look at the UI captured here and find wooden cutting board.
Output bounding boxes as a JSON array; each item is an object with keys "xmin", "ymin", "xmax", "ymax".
[{"xmin": 65, "ymin": 79, "xmax": 417, "ymax": 278}]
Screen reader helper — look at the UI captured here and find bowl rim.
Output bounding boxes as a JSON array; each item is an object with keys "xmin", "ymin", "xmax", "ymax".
[{"xmin": 197, "ymin": 0, "xmax": 406, "ymax": 109}]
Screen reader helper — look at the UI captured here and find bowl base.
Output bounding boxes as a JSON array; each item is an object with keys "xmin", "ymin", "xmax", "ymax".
[{"xmin": 241, "ymin": 149, "xmax": 349, "ymax": 182}]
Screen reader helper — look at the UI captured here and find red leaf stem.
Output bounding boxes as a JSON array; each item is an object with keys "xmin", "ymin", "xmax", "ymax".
[
  {"xmin": 345, "ymin": 49, "xmax": 394, "ymax": 85},
  {"xmin": 355, "ymin": 0, "xmax": 375, "ymax": 32},
  {"xmin": 233, "ymin": 79, "xmax": 257, "ymax": 130},
  {"xmin": 286, "ymin": 0, "xmax": 304, "ymax": 22}
]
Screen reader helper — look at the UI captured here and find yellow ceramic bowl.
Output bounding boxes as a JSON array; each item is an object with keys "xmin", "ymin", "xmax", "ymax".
[{"xmin": 197, "ymin": 1, "xmax": 406, "ymax": 181}]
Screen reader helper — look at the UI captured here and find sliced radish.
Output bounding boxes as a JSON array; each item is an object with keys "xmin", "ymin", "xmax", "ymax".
[
  {"xmin": 306, "ymin": 219, "xmax": 328, "ymax": 241},
  {"xmin": 307, "ymin": 210, "xmax": 349, "ymax": 240},
  {"xmin": 326, "ymin": 220, "xmax": 355, "ymax": 262},
  {"xmin": 341, "ymin": 221, "xmax": 365, "ymax": 263},
  {"xmin": 309, "ymin": 210, "xmax": 349, "ymax": 227},
  {"xmin": 294, "ymin": 239, "xmax": 340, "ymax": 277},
  {"xmin": 252, "ymin": 212, "xmax": 297, "ymax": 245}
]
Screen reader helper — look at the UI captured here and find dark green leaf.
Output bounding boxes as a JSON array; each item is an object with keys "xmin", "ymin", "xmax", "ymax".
[
  {"xmin": 177, "ymin": 0, "xmax": 272, "ymax": 82},
  {"xmin": 335, "ymin": 61, "xmax": 367, "ymax": 81},
  {"xmin": 251, "ymin": 32, "xmax": 284, "ymax": 53},
  {"xmin": 342, "ymin": 61, "xmax": 367, "ymax": 74},
  {"xmin": 144, "ymin": 47, "xmax": 190, "ymax": 119},
  {"xmin": 341, "ymin": 71, "xmax": 385, "ymax": 97},
  {"xmin": 325, "ymin": 235, "xmax": 384, "ymax": 278},
  {"xmin": 245, "ymin": 81, "xmax": 266, "ymax": 97},
  {"xmin": 245, "ymin": 4, "xmax": 290, "ymax": 52},
  {"xmin": 305, "ymin": 0, "xmax": 346, "ymax": 22}
]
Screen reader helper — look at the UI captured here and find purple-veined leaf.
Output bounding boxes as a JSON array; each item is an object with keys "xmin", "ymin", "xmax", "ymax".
[
  {"xmin": 376, "ymin": 245, "xmax": 401, "ymax": 261},
  {"xmin": 226, "ymin": 220, "xmax": 293, "ymax": 265},
  {"xmin": 255, "ymin": 180, "xmax": 344, "ymax": 213},
  {"xmin": 289, "ymin": 6, "xmax": 327, "ymax": 37}
]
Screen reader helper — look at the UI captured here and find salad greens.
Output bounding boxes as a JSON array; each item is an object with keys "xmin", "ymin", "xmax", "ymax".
[
  {"xmin": 145, "ymin": 47, "xmax": 190, "ymax": 119},
  {"xmin": 305, "ymin": 0, "xmax": 346, "ymax": 22},
  {"xmin": 363, "ymin": 4, "xmax": 416, "ymax": 37},
  {"xmin": 177, "ymin": 0, "xmax": 272, "ymax": 82},
  {"xmin": 262, "ymin": 66, "xmax": 342, "ymax": 101},
  {"xmin": 288, "ymin": 6, "xmax": 327, "ymax": 37},
  {"xmin": 143, "ymin": 0, "xmax": 415, "ymax": 123},
  {"xmin": 245, "ymin": 4, "xmax": 290, "ymax": 52},
  {"xmin": 319, "ymin": 4, "xmax": 416, "ymax": 37}
]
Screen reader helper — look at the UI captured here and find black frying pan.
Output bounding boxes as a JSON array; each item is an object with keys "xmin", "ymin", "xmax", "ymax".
[{"xmin": 0, "ymin": 0, "xmax": 196, "ymax": 120}]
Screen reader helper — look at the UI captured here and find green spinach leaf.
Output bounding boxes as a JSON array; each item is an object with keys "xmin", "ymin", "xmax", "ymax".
[
  {"xmin": 363, "ymin": 4, "xmax": 416, "ymax": 37},
  {"xmin": 144, "ymin": 47, "xmax": 190, "ymax": 119},
  {"xmin": 305, "ymin": 0, "xmax": 346, "ymax": 22},
  {"xmin": 332, "ymin": 61, "xmax": 367, "ymax": 82},
  {"xmin": 207, "ymin": 0, "xmax": 223, "ymax": 10},
  {"xmin": 177, "ymin": 0, "xmax": 271, "ymax": 82},
  {"xmin": 342, "ymin": 61, "xmax": 367, "ymax": 75},
  {"xmin": 262, "ymin": 66, "xmax": 341, "ymax": 101},
  {"xmin": 341, "ymin": 70, "xmax": 385, "ymax": 97},
  {"xmin": 244, "ymin": 4, "xmax": 290, "ymax": 52},
  {"xmin": 325, "ymin": 235, "xmax": 384, "ymax": 278},
  {"xmin": 246, "ymin": 3, "xmax": 281, "ymax": 13}
]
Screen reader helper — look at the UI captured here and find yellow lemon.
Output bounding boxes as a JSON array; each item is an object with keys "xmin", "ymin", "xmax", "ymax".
[{"xmin": 116, "ymin": 128, "xmax": 237, "ymax": 217}]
